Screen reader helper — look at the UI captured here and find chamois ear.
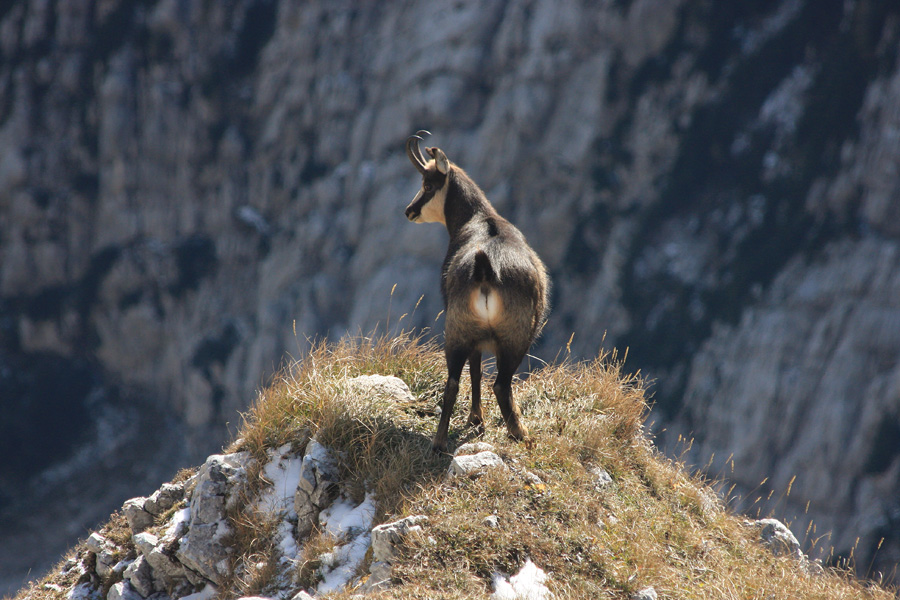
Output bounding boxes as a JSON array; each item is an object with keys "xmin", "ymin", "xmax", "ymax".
[{"xmin": 428, "ymin": 147, "xmax": 450, "ymax": 175}]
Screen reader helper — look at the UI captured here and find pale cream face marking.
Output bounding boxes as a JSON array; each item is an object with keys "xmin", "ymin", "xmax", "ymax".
[
  {"xmin": 416, "ymin": 185, "xmax": 446, "ymax": 224},
  {"xmin": 410, "ymin": 160, "xmax": 446, "ymax": 224}
]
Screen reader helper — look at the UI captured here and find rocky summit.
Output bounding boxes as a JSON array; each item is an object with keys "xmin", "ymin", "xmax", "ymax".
[
  {"xmin": 10, "ymin": 347, "xmax": 892, "ymax": 600},
  {"xmin": 2, "ymin": 0, "xmax": 900, "ymax": 593}
]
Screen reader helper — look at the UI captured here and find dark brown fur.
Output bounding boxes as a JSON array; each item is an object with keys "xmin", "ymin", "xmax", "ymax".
[{"xmin": 405, "ymin": 138, "xmax": 550, "ymax": 452}]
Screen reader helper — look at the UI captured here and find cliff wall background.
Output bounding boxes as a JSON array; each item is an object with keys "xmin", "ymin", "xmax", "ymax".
[{"xmin": 2, "ymin": 0, "xmax": 900, "ymax": 593}]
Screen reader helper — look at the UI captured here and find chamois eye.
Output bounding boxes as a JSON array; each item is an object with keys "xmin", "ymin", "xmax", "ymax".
[{"xmin": 424, "ymin": 183, "xmax": 434, "ymax": 192}]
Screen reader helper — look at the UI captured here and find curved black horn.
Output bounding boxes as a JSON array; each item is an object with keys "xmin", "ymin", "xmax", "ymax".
[{"xmin": 406, "ymin": 130, "xmax": 431, "ymax": 174}]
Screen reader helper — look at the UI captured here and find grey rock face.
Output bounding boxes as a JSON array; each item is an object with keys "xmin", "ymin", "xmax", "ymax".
[
  {"xmin": 591, "ymin": 467, "xmax": 614, "ymax": 490},
  {"xmin": 123, "ymin": 499, "xmax": 154, "ymax": 535},
  {"xmin": 676, "ymin": 238, "xmax": 900, "ymax": 565},
  {"xmin": 632, "ymin": 587, "xmax": 657, "ymax": 600},
  {"xmin": 363, "ymin": 515, "xmax": 429, "ymax": 592},
  {"xmin": 753, "ymin": 518, "xmax": 823, "ymax": 575},
  {"xmin": 144, "ymin": 484, "xmax": 186, "ymax": 517},
  {"xmin": 453, "ymin": 442, "xmax": 496, "ymax": 456},
  {"xmin": 755, "ymin": 519, "xmax": 802, "ymax": 560},
  {"xmin": 131, "ymin": 532, "xmax": 188, "ymax": 591},
  {"xmin": 106, "ymin": 582, "xmax": 143, "ymax": 600},
  {"xmin": 123, "ymin": 557, "xmax": 154, "ymax": 598},
  {"xmin": 67, "ymin": 583, "xmax": 101, "ymax": 600},
  {"xmin": 294, "ymin": 439, "xmax": 340, "ymax": 538},
  {"xmin": 85, "ymin": 534, "xmax": 118, "ymax": 580},
  {"xmin": 133, "ymin": 533, "xmax": 159, "ymax": 559},
  {"xmin": 370, "ymin": 516, "xmax": 429, "ymax": 565},
  {"xmin": 85, "ymin": 534, "xmax": 107, "ymax": 555},
  {"xmin": 447, "ymin": 451, "xmax": 506, "ymax": 479},
  {"xmin": 176, "ymin": 453, "xmax": 249, "ymax": 585},
  {"xmin": 347, "ymin": 375, "xmax": 414, "ymax": 403},
  {"xmin": 80, "ymin": 445, "xmax": 304, "ymax": 600}
]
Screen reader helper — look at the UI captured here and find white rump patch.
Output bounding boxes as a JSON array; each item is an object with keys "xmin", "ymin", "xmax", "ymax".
[{"xmin": 471, "ymin": 287, "xmax": 502, "ymax": 324}]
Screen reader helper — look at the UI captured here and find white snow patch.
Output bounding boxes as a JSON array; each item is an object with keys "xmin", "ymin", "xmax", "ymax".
[
  {"xmin": 316, "ymin": 532, "xmax": 372, "ymax": 594},
  {"xmin": 319, "ymin": 493, "xmax": 376, "ymax": 538},
  {"xmin": 258, "ymin": 444, "xmax": 305, "ymax": 515},
  {"xmin": 179, "ymin": 584, "xmax": 218, "ymax": 600},
  {"xmin": 276, "ymin": 519, "xmax": 299, "ymax": 564},
  {"xmin": 66, "ymin": 583, "xmax": 100, "ymax": 600},
  {"xmin": 166, "ymin": 506, "xmax": 191, "ymax": 538},
  {"xmin": 491, "ymin": 560, "xmax": 552, "ymax": 600},
  {"xmin": 315, "ymin": 493, "xmax": 377, "ymax": 594},
  {"xmin": 231, "ymin": 440, "xmax": 378, "ymax": 596},
  {"xmin": 252, "ymin": 444, "xmax": 308, "ymax": 579}
]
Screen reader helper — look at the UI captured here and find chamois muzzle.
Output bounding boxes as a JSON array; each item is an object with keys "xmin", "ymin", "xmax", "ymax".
[{"xmin": 406, "ymin": 130, "xmax": 431, "ymax": 174}]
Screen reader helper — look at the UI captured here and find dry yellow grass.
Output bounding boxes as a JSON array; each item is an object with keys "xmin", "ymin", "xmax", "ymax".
[
  {"xmin": 294, "ymin": 527, "xmax": 341, "ymax": 590},
  {"xmin": 11, "ymin": 332, "xmax": 896, "ymax": 600},
  {"xmin": 228, "ymin": 333, "xmax": 449, "ymax": 519},
  {"xmin": 230, "ymin": 332, "xmax": 892, "ymax": 599}
]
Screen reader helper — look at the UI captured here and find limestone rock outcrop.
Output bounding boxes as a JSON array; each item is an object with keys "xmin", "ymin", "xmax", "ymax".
[{"xmin": 56, "ymin": 432, "xmax": 373, "ymax": 600}]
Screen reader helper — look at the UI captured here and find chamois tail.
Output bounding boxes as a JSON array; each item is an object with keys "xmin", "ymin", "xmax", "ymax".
[{"xmin": 473, "ymin": 249, "xmax": 496, "ymax": 284}]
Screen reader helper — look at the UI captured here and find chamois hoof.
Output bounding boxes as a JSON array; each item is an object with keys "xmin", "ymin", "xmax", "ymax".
[
  {"xmin": 506, "ymin": 422, "xmax": 529, "ymax": 442},
  {"xmin": 466, "ymin": 413, "xmax": 485, "ymax": 431}
]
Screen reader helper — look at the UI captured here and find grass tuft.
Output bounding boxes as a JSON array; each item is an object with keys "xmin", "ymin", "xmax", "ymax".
[{"xmin": 294, "ymin": 527, "xmax": 339, "ymax": 590}]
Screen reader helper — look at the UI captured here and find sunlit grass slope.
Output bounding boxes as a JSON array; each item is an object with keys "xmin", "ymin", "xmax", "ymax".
[
  {"xmin": 14, "ymin": 332, "xmax": 894, "ymax": 600},
  {"xmin": 229, "ymin": 333, "xmax": 892, "ymax": 599}
]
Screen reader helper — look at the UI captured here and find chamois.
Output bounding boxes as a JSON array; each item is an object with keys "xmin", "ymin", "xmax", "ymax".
[{"xmin": 404, "ymin": 131, "xmax": 550, "ymax": 452}]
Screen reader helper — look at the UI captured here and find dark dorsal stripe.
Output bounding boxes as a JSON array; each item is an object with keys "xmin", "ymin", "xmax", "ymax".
[{"xmin": 486, "ymin": 217, "xmax": 499, "ymax": 237}]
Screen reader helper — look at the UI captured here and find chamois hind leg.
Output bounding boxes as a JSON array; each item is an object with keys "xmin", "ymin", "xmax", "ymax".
[
  {"xmin": 433, "ymin": 349, "xmax": 468, "ymax": 453},
  {"xmin": 466, "ymin": 350, "xmax": 484, "ymax": 429},
  {"xmin": 492, "ymin": 351, "xmax": 529, "ymax": 441}
]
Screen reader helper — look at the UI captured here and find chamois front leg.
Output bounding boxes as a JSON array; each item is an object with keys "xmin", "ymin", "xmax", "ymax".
[
  {"xmin": 466, "ymin": 350, "xmax": 484, "ymax": 430},
  {"xmin": 433, "ymin": 350, "xmax": 468, "ymax": 453}
]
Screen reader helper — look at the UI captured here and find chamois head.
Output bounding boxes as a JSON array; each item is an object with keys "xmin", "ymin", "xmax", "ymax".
[{"xmin": 405, "ymin": 130, "xmax": 451, "ymax": 224}]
